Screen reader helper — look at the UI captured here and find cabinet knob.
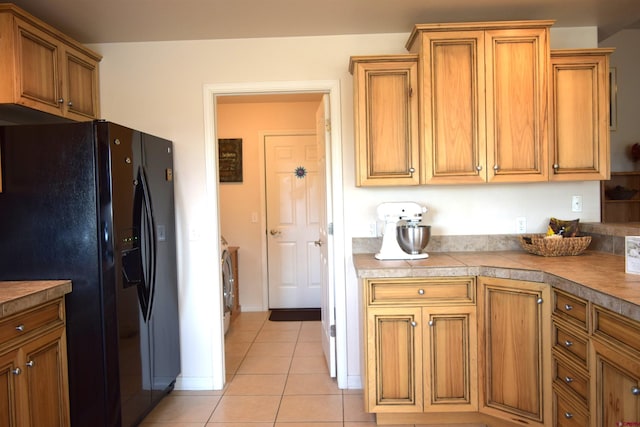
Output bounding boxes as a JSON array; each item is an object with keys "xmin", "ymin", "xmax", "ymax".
[
  {"xmin": 564, "ymin": 376, "xmax": 574, "ymax": 383},
  {"xmin": 493, "ymin": 165, "xmax": 499, "ymax": 171},
  {"xmin": 553, "ymin": 163, "xmax": 560, "ymax": 170},
  {"xmin": 428, "ymin": 320, "xmax": 434, "ymax": 326},
  {"xmin": 26, "ymin": 360, "xmax": 34, "ymax": 368},
  {"xmin": 564, "ymin": 304, "xmax": 573, "ymax": 311},
  {"xmin": 632, "ymin": 386, "xmax": 640, "ymax": 396},
  {"xmin": 12, "ymin": 368, "xmax": 21, "ymax": 375},
  {"xmin": 67, "ymin": 100, "xmax": 73, "ymax": 107},
  {"xmin": 57, "ymin": 98, "xmax": 64, "ymax": 104},
  {"xmin": 564, "ymin": 412, "xmax": 573, "ymax": 419},
  {"xmin": 476, "ymin": 165, "xmax": 482, "ymax": 171},
  {"xmin": 564, "ymin": 340, "xmax": 573, "ymax": 347},
  {"xmin": 15, "ymin": 324, "xmax": 24, "ymax": 332},
  {"xmin": 418, "ymin": 289, "xmax": 425, "ymax": 295},
  {"xmin": 537, "ymin": 297, "xmax": 543, "ymax": 304},
  {"xmin": 409, "ymin": 167, "xmax": 415, "ymax": 173},
  {"xmin": 410, "ymin": 321, "xmax": 417, "ymax": 327}
]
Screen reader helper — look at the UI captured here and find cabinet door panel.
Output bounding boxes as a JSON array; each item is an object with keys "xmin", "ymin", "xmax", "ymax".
[
  {"xmin": 15, "ymin": 19, "xmax": 61, "ymax": 112},
  {"xmin": 550, "ymin": 50, "xmax": 611, "ymax": 181},
  {"xmin": 65, "ymin": 49, "xmax": 99, "ymax": 119},
  {"xmin": 422, "ymin": 31, "xmax": 486, "ymax": 183},
  {"xmin": 0, "ymin": 350, "xmax": 19, "ymax": 427},
  {"xmin": 23, "ymin": 328, "xmax": 69, "ymax": 427},
  {"xmin": 424, "ymin": 307, "xmax": 477, "ymax": 412},
  {"xmin": 485, "ymin": 28, "xmax": 548, "ymax": 182},
  {"xmin": 479, "ymin": 277, "xmax": 550, "ymax": 425},
  {"xmin": 592, "ymin": 339, "xmax": 640, "ymax": 427},
  {"xmin": 366, "ymin": 307, "xmax": 422, "ymax": 412},
  {"xmin": 353, "ymin": 58, "xmax": 419, "ymax": 186}
]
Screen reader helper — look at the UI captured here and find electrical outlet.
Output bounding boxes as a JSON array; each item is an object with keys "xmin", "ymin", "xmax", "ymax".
[
  {"xmin": 516, "ymin": 217, "xmax": 527, "ymax": 234},
  {"xmin": 572, "ymin": 195, "xmax": 583, "ymax": 212}
]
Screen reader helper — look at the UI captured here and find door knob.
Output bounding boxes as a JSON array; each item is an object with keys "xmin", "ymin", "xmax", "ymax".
[
  {"xmin": 269, "ymin": 229, "xmax": 281, "ymax": 236},
  {"xmin": 314, "ymin": 240, "xmax": 322, "ymax": 247}
]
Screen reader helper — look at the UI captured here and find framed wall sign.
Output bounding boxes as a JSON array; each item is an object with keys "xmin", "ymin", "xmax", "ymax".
[{"xmin": 218, "ymin": 138, "xmax": 243, "ymax": 183}]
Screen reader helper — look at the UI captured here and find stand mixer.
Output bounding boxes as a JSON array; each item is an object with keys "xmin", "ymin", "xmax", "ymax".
[{"xmin": 375, "ymin": 202, "xmax": 430, "ymax": 260}]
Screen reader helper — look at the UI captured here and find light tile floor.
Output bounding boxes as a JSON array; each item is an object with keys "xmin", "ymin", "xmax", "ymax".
[{"xmin": 140, "ymin": 311, "xmax": 384, "ymax": 427}]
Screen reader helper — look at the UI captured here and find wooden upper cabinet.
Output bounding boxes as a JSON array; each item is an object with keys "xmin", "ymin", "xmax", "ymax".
[
  {"xmin": 63, "ymin": 47, "xmax": 100, "ymax": 120},
  {"xmin": 416, "ymin": 31, "xmax": 487, "ymax": 184},
  {"xmin": 407, "ymin": 20, "xmax": 552, "ymax": 184},
  {"xmin": 485, "ymin": 27, "xmax": 549, "ymax": 183},
  {"xmin": 350, "ymin": 55, "xmax": 420, "ymax": 186},
  {"xmin": 14, "ymin": 18, "xmax": 62, "ymax": 114},
  {"xmin": 0, "ymin": 4, "xmax": 101, "ymax": 121},
  {"xmin": 549, "ymin": 49, "xmax": 614, "ymax": 181}
]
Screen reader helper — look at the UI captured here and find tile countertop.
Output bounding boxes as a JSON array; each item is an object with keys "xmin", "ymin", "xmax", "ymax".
[
  {"xmin": 353, "ymin": 251, "xmax": 640, "ymax": 322},
  {"xmin": 0, "ymin": 280, "xmax": 72, "ymax": 319}
]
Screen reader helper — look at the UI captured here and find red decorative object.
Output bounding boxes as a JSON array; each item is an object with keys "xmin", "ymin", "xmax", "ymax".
[{"xmin": 631, "ymin": 143, "xmax": 640, "ymax": 162}]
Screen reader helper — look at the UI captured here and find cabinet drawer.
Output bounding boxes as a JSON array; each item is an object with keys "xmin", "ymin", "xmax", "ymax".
[
  {"xmin": 0, "ymin": 299, "xmax": 64, "ymax": 345},
  {"xmin": 592, "ymin": 305, "xmax": 640, "ymax": 355},
  {"xmin": 553, "ymin": 322, "xmax": 588, "ymax": 368},
  {"xmin": 553, "ymin": 356, "xmax": 589, "ymax": 406},
  {"xmin": 553, "ymin": 389, "xmax": 589, "ymax": 427},
  {"xmin": 367, "ymin": 277, "xmax": 475, "ymax": 305},
  {"xmin": 553, "ymin": 290, "xmax": 588, "ymax": 331}
]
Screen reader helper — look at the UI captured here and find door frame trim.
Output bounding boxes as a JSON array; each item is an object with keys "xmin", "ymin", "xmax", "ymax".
[{"xmin": 203, "ymin": 80, "xmax": 347, "ymax": 388}]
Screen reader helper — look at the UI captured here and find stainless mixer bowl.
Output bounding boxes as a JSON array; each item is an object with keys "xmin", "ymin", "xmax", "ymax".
[{"xmin": 397, "ymin": 225, "xmax": 431, "ymax": 254}]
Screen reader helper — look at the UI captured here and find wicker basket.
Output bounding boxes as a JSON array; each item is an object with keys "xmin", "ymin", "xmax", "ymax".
[{"xmin": 518, "ymin": 234, "xmax": 591, "ymax": 257}]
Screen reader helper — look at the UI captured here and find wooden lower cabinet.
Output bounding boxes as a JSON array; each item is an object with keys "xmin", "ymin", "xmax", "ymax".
[
  {"xmin": 362, "ymin": 277, "xmax": 477, "ymax": 418},
  {"xmin": 0, "ymin": 298, "xmax": 70, "ymax": 427},
  {"xmin": 590, "ymin": 306, "xmax": 640, "ymax": 427},
  {"xmin": 477, "ymin": 277, "xmax": 551, "ymax": 426}
]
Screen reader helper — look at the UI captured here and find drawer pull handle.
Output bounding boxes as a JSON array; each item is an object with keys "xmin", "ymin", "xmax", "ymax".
[
  {"xmin": 564, "ymin": 304, "xmax": 573, "ymax": 311},
  {"xmin": 410, "ymin": 321, "xmax": 417, "ymax": 327},
  {"xmin": 26, "ymin": 360, "xmax": 34, "ymax": 368},
  {"xmin": 564, "ymin": 412, "xmax": 573, "ymax": 419},
  {"xmin": 12, "ymin": 368, "xmax": 21, "ymax": 375},
  {"xmin": 418, "ymin": 289, "xmax": 425, "ymax": 295},
  {"xmin": 632, "ymin": 386, "xmax": 640, "ymax": 396},
  {"xmin": 15, "ymin": 324, "xmax": 25, "ymax": 332},
  {"xmin": 564, "ymin": 376, "xmax": 574, "ymax": 383},
  {"xmin": 564, "ymin": 340, "xmax": 573, "ymax": 347}
]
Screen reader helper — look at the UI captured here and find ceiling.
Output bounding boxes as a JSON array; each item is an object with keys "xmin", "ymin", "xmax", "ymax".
[{"xmin": 8, "ymin": 0, "xmax": 640, "ymax": 44}]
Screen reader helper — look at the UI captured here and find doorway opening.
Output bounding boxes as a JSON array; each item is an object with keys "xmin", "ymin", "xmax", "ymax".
[{"xmin": 203, "ymin": 80, "xmax": 347, "ymax": 388}]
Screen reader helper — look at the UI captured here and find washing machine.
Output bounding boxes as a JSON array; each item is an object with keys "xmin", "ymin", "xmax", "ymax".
[{"xmin": 221, "ymin": 236, "xmax": 234, "ymax": 334}]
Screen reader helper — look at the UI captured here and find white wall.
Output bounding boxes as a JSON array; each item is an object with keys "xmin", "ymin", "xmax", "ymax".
[
  {"xmin": 600, "ymin": 29, "xmax": 640, "ymax": 171},
  {"xmin": 91, "ymin": 26, "xmax": 601, "ymax": 390}
]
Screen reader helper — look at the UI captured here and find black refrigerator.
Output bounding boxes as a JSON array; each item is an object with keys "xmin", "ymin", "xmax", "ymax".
[{"xmin": 0, "ymin": 121, "xmax": 181, "ymax": 426}]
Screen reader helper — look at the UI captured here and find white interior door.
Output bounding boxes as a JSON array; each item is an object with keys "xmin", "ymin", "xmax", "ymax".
[
  {"xmin": 316, "ymin": 95, "xmax": 336, "ymax": 377},
  {"xmin": 265, "ymin": 133, "xmax": 321, "ymax": 308}
]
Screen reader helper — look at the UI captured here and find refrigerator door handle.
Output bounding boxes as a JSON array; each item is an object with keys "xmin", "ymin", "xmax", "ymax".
[
  {"xmin": 133, "ymin": 169, "xmax": 149, "ymax": 318},
  {"xmin": 139, "ymin": 165, "xmax": 158, "ymax": 322}
]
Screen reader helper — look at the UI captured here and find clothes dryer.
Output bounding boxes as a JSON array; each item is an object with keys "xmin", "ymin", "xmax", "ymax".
[{"xmin": 221, "ymin": 236, "xmax": 234, "ymax": 334}]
